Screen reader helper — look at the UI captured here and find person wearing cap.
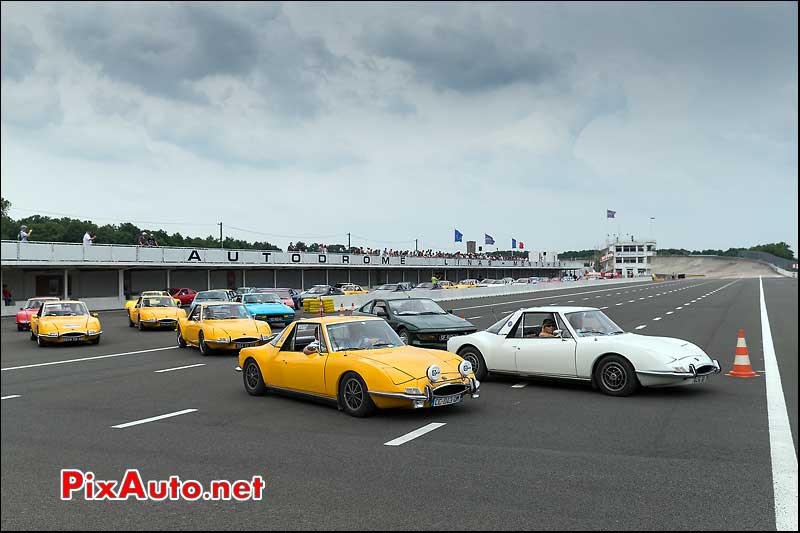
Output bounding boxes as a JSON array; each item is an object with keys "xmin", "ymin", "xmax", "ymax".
[
  {"xmin": 538, "ymin": 318, "xmax": 558, "ymax": 338},
  {"xmin": 18, "ymin": 225, "xmax": 32, "ymax": 242}
]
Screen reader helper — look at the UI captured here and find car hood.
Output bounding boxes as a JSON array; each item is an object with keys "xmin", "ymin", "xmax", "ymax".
[
  {"xmin": 356, "ymin": 346, "xmax": 460, "ymax": 379},
  {"xmin": 594, "ymin": 333, "xmax": 707, "ymax": 363},
  {"xmin": 204, "ymin": 319, "xmax": 265, "ymax": 337},
  {"xmin": 17, "ymin": 309, "xmax": 36, "ymax": 320},
  {"xmin": 395, "ymin": 313, "xmax": 474, "ymax": 331},
  {"xmin": 140, "ymin": 308, "xmax": 184, "ymax": 319},
  {"xmin": 41, "ymin": 316, "xmax": 93, "ymax": 332},
  {"xmin": 244, "ymin": 303, "xmax": 294, "ymax": 314}
]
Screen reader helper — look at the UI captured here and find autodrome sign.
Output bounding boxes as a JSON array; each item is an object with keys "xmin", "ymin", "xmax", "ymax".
[{"xmin": 184, "ymin": 249, "xmax": 536, "ymax": 267}]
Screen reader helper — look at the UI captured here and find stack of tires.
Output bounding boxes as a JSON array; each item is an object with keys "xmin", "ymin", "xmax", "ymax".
[{"xmin": 303, "ymin": 297, "xmax": 335, "ymax": 314}]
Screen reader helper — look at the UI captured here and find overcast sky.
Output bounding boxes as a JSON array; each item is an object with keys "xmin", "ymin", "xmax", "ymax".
[{"xmin": 1, "ymin": 1, "xmax": 797, "ymax": 254}]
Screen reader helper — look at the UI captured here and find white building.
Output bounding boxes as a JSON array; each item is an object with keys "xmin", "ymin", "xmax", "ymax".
[{"xmin": 601, "ymin": 239, "xmax": 656, "ymax": 278}]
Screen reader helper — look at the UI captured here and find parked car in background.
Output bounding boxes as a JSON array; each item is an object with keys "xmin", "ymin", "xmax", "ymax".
[
  {"xmin": 259, "ymin": 288, "xmax": 299, "ymax": 310},
  {"xmin": 355, "ymin": 297, "xmax": 477, "ymax": 348},
  {"xmin": 188, "ymin": 290, "xmax": 233, "ymax": 314},
  {"xmin": 126, "ymin": 290, "xmax": 180, "ymax": 310},
  {"xmin": 413, "ymin": 282, "xmax": 442, "ymax": 290},
  {"xmin": 513, "ymin": 278, "xmax": 533, "ymax": 284},
  {"xmin": 239, "ymin": 292, "xmax": 295, "ymax": 326},
  {"xmin": 168, "ymin": 288, "xmax": 198, "ymax": 306},
  {"xmin": 501, "ymin": 277, "xmax": 515, "ymax": 284},
  {"xmin": 15, "ymin": 296, "xmax": 60, "ymax": 331},
  {"xmin": 236, "ymin": 287, "xmax": 255, "ymax": 296},
  {"xmin": 373, "ymin": 283, "xmax": 411, "ymax": 292},
  {"xmin": 298, "ymin": 285, "xmax": 344, "ymax": 305},
  {"xmin": 341, "ymin": 284, "xmax": 369, "ymax": 294},
  {"xmin": 128, "ymin": 295, "xmax": 186, "ymax": 331}
]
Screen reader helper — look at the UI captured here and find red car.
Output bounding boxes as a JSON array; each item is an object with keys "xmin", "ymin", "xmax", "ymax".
[
  {"xmin": 167, "ymin": 288, "xmax": 197, "ymax": 306},
  {"xmin": 255, "ymin": 288, "xmax": 296, "ymax": 310},
  {"xmin": 15, "ymin": 296, "xmax": 60, "ymax": 330}
]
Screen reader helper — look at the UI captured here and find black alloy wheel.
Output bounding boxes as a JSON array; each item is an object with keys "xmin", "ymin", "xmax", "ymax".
[
  {"xmin": 339, "ymin": 372, "xmax": 375, "ymax": 417},
  {"xmin": 243, "ymin": 358, "xmax": 267, "ymax": 396},
  {"xmin": 458, "ymin": 346, "xmax": 488, "ymax": 381},
  {"xmin": 594, "ymin": 355, "xmax": 639, "ymax": 396}
]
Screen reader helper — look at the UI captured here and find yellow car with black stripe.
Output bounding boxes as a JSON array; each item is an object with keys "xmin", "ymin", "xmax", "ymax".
[
  {"xmin": 437, "ymin": 280, "xmax": 456, "ymax": 289},
  {"xmin": 125, "ymin": 290, "xmax": 181, "ymax": 310},
  {"xmin": 341, "ymin": 284, "xmax": 369, "ymax": 295},
  {"xmin": 128, "ymin": 295, "xmax": 187, "ymax": 330},
  {"xmin": 236, "ymin": 316, "xmax": 480, "ymax": 417},
  {"xmin": 453, "ymin": 279, "xmax": 479, "ymax": 289},
  {"xmin": 30, "ymin": 300, "xmax": 102, "ymax": 347},
  {"xmin": 177, "ymin": 302, "xmax": 272, "ymax": 355}
]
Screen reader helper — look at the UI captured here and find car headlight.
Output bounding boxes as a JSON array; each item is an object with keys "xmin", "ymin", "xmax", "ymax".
[
  {"xmin": 88, "ymin": 330, "xmax": 98, "ymax": 335},
  {"xmin": 673, "ymin": 366, "xmax": 689, "ymax": 373},
  {"xmin": 458, "ymin": 360, "xmax": 473, "ymax": 377},
  {"xmin": 260, "ymin": 334, "xmax": 270, "ymax": 341},
  {"xmin": 417, "ymin": 333, "xmax": 438, "ymax": 341},
  {"xmin": 426, "ymin": 365, "xmax": 441, "ymax": 382},
  {"xmin": 216, "ymin": 336, "xmax": 230, "ymax": 343},
  {"xmin": 47, "ymin": 332, "xmax": 58, "ymax": 336},
  {"xmin": 404, "ymin": 387, "xmax": 422, "ymax": 395}
]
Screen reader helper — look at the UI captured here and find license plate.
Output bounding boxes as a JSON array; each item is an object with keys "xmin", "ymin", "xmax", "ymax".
[
  {"xmin": 62, "ymin": 337, "xmax": 83, "ymax": 342},
  {"xmin": 692, "ymin": 375, "xmax": 707, "ymax": 384},
  {"xmin": 439, "ymin": 334, "xmax": 456, "ymax": 341},
  {"xmin": 431, "ymin": 394, "xmax": 463, "ymax": 407},
  {"xmin": 236, "ymin": 342, "xmax": 258, "ymax": 348}
]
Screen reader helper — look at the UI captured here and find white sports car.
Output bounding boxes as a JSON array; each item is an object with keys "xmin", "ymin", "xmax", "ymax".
[{"xmin": 446, "ymin": 307, "xmax": 721, "ymax": 396}]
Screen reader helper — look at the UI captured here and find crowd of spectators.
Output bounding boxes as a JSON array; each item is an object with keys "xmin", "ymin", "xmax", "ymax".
[{"xmin": 343, "ymin": 247, "xmax": 527, "ymax": 262}]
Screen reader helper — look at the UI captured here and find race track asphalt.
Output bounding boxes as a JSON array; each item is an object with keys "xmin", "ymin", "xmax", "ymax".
[{"xmin": 1, "ymin": 278, "xmax": 796, "ymax": 530}]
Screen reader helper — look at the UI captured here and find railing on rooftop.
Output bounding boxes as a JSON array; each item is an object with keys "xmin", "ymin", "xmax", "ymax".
[{"xmin": 1, "ymin": 241, "xmax": 581, "ymax": 269}]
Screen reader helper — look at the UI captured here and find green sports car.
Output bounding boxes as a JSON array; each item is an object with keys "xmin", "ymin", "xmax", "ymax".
[{"xmin": 355, "ymin": 297, "xmax": 477, "ymax": 349}]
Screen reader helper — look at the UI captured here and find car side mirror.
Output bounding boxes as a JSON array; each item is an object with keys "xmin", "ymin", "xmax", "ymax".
[
  {"xmin": 447, "ymin": 309, "xmax": 454, "ymax": 314},
  {"xmin": 553, "ymin": 329, "xmax": 564, "ymax": 337},
  {"xmin": 92, "ymin": 313, "xmax": 99, "ymax": 318},
  {"xmin": 305, "ymin": 343, "xmax": 319, "ymax": 354}
]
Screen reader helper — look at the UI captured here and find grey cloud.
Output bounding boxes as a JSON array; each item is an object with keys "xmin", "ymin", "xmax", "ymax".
[
  {"xmin": 1, "ymin": 22, "xmax": 40, "ymax": 81},
  {"xmin": 361, "ymin": 18, "xmax": 571, "ymax": 93}
]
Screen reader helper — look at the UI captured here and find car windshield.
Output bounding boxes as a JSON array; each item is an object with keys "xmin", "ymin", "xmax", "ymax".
[
  {"xmin": 26, "ymin": 299, "xmax": 55, "ymax": 309},
  {"xmin": 42, "ymin": 302, "xmax": 89, "ymax": 317},
  {"xmin": 272, "ymin": 290, "xmax": 292, "ymax": 299},
  {"xmin": 196, "ymin": 291, "xmax": 227, "ymax": 301},
  {"xmin": 243, "ymin": 293, "xmax": 280, "ymax": 304},
  {"xmin": 203, "ymin": 304, "xmax": 251, "ymax": 320},
  {"xmin": 387, "ymin": 299, "xmax": 447, "ymax": 315},
  {"xmin": 307, "ymin": 286, "xmax": 328, "ymax": 294},
  {"xmin": 326, "ymin": 320, "xmax": 403, "ymax": 351},
  {"xmin": 142, "ymin": 291, "xmax": 167, "ymax": 296},
  {"xmin": 566, "ymin": 310, "xmax": 625, "ymax": 336},
  {"xmin": 142, "ymin": 297, "xmax": 175, "ymax": 307}
]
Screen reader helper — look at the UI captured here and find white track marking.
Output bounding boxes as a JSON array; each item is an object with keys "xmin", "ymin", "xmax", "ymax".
[
  {"xmin": 2, "ymin": 346, "xmax": 179, "ymax": 372},
  {"xmin": 154, "ymin": 364, "xmax": 206, "ymax": 373},
  {"xmin": 467, "ymin": 316, "xmax": 482, "ymax": 320},
  {"xmin": 759, "ymin": 277, "xmax": 798, "ymax": 531},
  {"xmin": 666, "ymin": 311, "xmax": 674, "ymax": 315},
  {"xmin": 511, "ymin": 382, "xmax": 528, "ymax": 388},
  {"xmin": 600, "ymin": 306, "xmax": 609, "ymax": 310},
  {"xmin": 1, "ymin": 395, "xmax": 21, "ymax": 400},
  {"xmin": 384, "ymin": 423, "xmax": 447, "ymax": 446},
  {"xmin": 676, "ymin": 307, "xmax": 683, "ymax": 310},
  {"xmin": 653, "ymin": 317, "xmax": 662, "ymax": 321},
  {"xmin": 635, "ymin": 325, "xmax": 647, "ymax": 330},
  {"xmin": 111, "ymin": 409, "xmax": 198, "ymax": 429}
]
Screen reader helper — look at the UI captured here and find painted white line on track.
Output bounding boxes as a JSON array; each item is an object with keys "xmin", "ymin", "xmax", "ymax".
[
  {"xmin": 653, "ymin": 317, "xmax": 662, "ymax": 321},
  {"xmin": 600, "ymin": 306, "xmax": 609, "ymax": 310},
  {"xmin": 615, "ymin": 303, "xmax": 623, "ymax": 306},
  {"xmin": 676, "ymin": 307, "xmax": 683, "ymax": 310},
  {"xmin": 511, "ymin": 382, "xmax": 528, "ymax": 388},
  {"xmin": 2, "ymin": 346, "xmax": 179, "ymax": 372},
  {"xmin": 635, "ymin": 325, "xmax": 647, "ymax": 330},
  {"xmin": 384, "ymin": 423, "xmax": 446, "ymax": 446},
  {"xmin": 467, "ymin": 316, "xmax": 482, "ymax": 320},
  {"xmin": 759, "ymin": 277, "xmax": 798, "ymax": 531},
  {"xmin": 155, "ymin": 364, "xmax": 206, "ymax": 373},
  {"xmin": 639, "ymin": 297, "xmax": 645, "ymax": 300},
  {"xmin": 567, "ymin": 300, "xmax": 575, "ymax": 303},
  {"xmin": 111, "ymin": 409, "xmax": 198, "ymax": 429},
  {"xmin": 666, "ymin": 311, "xmax": 674, "ymax": 315},
  {"xmin": 583, "ymin": 298, "xmax": 589, "ymax": 300},
  {"xmin": 1, "ymin": 395, "xmax": 21, "ymax": 400},
  {"xmin": 628, "ymin": 300, "xmax": 635, "ymax": 303}
]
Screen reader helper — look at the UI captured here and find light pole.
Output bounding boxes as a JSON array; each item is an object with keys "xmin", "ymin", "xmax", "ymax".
[
  {"xmin": 218, "ymin": 222, "xmax": 223, "ymax": 248},
  {"xmin": 650, "ymin": 217, "xmax": 655, "ymax": 241}
]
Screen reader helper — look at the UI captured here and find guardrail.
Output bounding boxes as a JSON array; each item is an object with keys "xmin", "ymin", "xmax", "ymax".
[{"xmin": 1, "ymin": 240, "xmax": 582, "ymax": 269}]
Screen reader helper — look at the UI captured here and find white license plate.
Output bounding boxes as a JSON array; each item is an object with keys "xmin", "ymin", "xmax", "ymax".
[
  {"xmin": 692, "ymin": 375, "xmax": 708, "ymax": 384},
  {"xmin": 236, "ymin": 342, "xmax": 258, "ymax": 348},
  {"xmin": 439, "ymin": 334, "xmax": 456, "ymax": 341},
  {"xmin": 62, "ymin": 337, "xmax": 83, "ymax": 342},
  {"xmin": 431, "ymin": 394, "xmax": 463, "ymax": 407}
]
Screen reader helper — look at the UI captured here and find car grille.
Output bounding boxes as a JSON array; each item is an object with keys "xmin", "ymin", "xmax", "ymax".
[
  {"xmin": 61, "ymin": 331, "xmax": 85, "ymax": 337},
  {"xmin": 431, "ymin": 383, "xmax": 468, "ymax": 397},
  {"xmin": 695, "ymin": 364, "xmax": 717, "ymax": 375},
  {"xmin": 159, "ymin": 319, "xmax": 177, "ymax": 324},
  {"xmin": 233, "ymin": 336, "xmax": 259, "ymax": 343}
]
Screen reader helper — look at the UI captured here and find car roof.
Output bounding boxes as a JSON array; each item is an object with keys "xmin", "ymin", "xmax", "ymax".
[
  {"xmin": 31, "ymin": 296, "xmax": 59, "ymax": 300},
  {"xmin": 520, "ymin": 306, "xmax": 597, "ymax": 313},
  {"xmin": 43, "ymin": 300, "xmax": 84, "ymax": 305},
  {"xmin": 294, "ymin": 316, "xmax": 383, "ymax": 325},
  {"xmin": 197, "ymin": 301, "xmax": 242, "ymax": 307}
]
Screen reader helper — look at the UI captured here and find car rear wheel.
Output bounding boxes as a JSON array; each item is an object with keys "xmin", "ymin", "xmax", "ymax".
[
  {"xmin": 90, "ymin": 336, "xmax": 100, "ymax": 345},
  {"xmin": 397, "ymin": 327, "xmax": 410, "ymax": 345},
  {"xmin": 243, "ymin": 358, "xmax": 267, "ymax": 396},
  {"xmin": 37, "ymin": 335, "xmax": 46, "ymax": 348},
  {"xmin": 594, "ymin": 355, "xmax": 639, "ymax": 396},
  {"xmin": 338, "ymin": 372, "xmax": 375, "ymax": 418},
  {"xmin": 137, "ymin": 320, "xmax": 144, "ymax": 331},
  {"xmin": 458, "ymin": 346, "xmax": 488, "ymax": 381},
  {"xmin": 198, "ymin": 331, "xmax": 212, "ymax": 356},
  {"xmin": 128, "ymin": 315, "xmax": 135, "ymax": 327},
  {"xmin": 176, "ymin": 329, "xmax": 187, "ymax": 348},
  {"xmin": 17, "ymin": 324, "xmax": 23, "ymax": 331}
]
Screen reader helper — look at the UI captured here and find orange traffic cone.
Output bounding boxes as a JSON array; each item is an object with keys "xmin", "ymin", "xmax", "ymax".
[
  {"xmin": 339, "ymin": 304, "xmax": 344, "ymax": 316},
  {"xmin": 349, "ymin": 303, "xmax": 355, "ymax": 316},
  {"xmin": 319, "ymin": 298, "xmax": 324, "ymax": 317},
  {"xmin": 726, "ymin": 329, "xmax": 759, "ymax": 378}
]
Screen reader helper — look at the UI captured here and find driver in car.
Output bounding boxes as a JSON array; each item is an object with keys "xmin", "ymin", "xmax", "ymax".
[{"xmin": 538, "ymin": 318, "xmax": 558, "ymax": 337}]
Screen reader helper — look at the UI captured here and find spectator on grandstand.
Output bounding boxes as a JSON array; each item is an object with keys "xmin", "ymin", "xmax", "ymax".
[{"xmin": 18, "ymin": 225, "xmax": 32, "ymax": 242}]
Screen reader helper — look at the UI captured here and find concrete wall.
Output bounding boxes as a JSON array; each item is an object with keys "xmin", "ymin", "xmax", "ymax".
[
  {"xmin": 170, "ymin": 270, "xmax": 209, "ymax": 290},
  {"xmin": 650, "ymin": 255, "xmax": 781, "ymax": 278},
  {"xmin": 74, "ymin": 270, "xmax": 118, "ymax": 298},
  {"xmin": 276, "ymin": 270, "xmax": 302, "ymax": 289},
  {"xmin": 130, "ymin": 270, "xmax": 168, "ymax": 293}
]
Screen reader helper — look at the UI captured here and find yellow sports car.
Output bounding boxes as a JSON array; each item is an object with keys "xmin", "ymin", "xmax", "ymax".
[
  {"xmin": 30, "ymin": 300, "xmax": 102, "ymax": 347},
  {"xmin": 236, "ymin": 316, "xmax": 480, "ymax": 417},
  {"xmin": 341, "ymin": 284, "xmax": 369, "ymax": 295},
  {"xmin": 177, "ymin": 302, "xmax": 272, "ymax": 355},
  {"xmin": 125, "ymin": 290, "xmax": 181, "ymax": 309},
  {"xmin": 453, "ymin": 279, "xmax": 479, "ymax": 289},
  {"xmin": 128, "ymin": 295, "xmax": 187, "ymax": 330},
  {"xmin": 438, "ymin": 280, "xmax": 456, "ymax": 289}
]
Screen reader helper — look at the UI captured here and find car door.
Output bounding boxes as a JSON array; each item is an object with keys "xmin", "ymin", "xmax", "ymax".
[
  {"xmin": 513, "ymin": 312, "xmax": 577, "ymax": 377},
  {"xmin": 183, "ymin": 305, "xmax": 203, "ymax": 344},
  {"xmin": 273, "ymin": 323, "xmax": 328, "ymax": 395},
  {"xmin": 131, "ymin": 297, "xmax": 142, "ymax": 324}
]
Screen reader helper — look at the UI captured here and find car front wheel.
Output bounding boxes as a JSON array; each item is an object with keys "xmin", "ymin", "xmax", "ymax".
[
  {"xmin": 176, "ymin": 329, "xmax": 187, "ymax": 348},
  {"xmin": 397, "ymin": 327, "xmax": 410, "ymax": 345},
  {"xmin": 595, "ymin": 355, "xmax": 639, "ymax": 396},
  {"xmin": 198, "ymin": 331, "xmax": 212, "ymax": 356},
  {"xmin": 338, "ymin": 372, "xmax": 375, "ymax": 417},
  {"xmin": 243, "ymin": 358, "xmax": 267, "ymax": 396}
]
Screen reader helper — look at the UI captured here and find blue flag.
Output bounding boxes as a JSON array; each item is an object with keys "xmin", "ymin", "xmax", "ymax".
[
  {"xmin": 454, "ymin": 229, "xmax": 463, "ymax": 242},
  {"xmin": 485, "ymin": 234, "xmax": 495, "ymax": 245},
  {"xmin": 607, "ymin": 210, "xmax": 616, "ymax": 219},
  {"xmin": 511, "ymin": 238, "xmax": 517, "ymax": 249}
]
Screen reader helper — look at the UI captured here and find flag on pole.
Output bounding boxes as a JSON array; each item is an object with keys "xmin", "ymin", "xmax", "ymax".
[
  {"xmin": 519, "ymin": 241, "xmax": 524, "ymax": 249},
  {"xmin": 485, "ymin": 234, "xmax": 495, "ymax": 245},
  {"xmin": 454, "ymin": 229, "xmax": 463, "ymax": 242},
  {"xmin": 511, "ymin": 238, "xmax": 517, "ymax": 249},
  {"xmin": 606, "ymin": 210, "xmax": 616, "ymax": 219}
]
